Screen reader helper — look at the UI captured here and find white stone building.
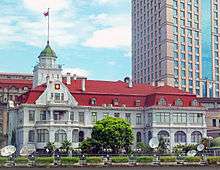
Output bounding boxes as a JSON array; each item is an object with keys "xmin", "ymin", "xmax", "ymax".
[{"xmin": 8, "ymin": 42, "xmax": 207, "ymax": 151}]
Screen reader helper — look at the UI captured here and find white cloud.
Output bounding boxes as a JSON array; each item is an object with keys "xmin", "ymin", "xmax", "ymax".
[
  {"xmin": 84, "ymin": 13, "xmax": 131, "ymax": 49},
  {"xmin": 108, "ymin": 61, "xmax": 116, "ymax": 66},
  {"xmin": 84, "ymin": 25, "xmax": 131, "ymax": 48},
  {"xmin": 22, "ymin": 0, "xmax": 70, "ymax": 12},
  {"xmin": 62, "ymin": 68, "xmax": 90, "ymax": 77}
]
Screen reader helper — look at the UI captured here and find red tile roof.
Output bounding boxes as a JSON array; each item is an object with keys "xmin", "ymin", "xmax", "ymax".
[
  {"xmin": 20, "ymin": 79, "xmax": 199, "ymax": 107},
  {"xmin": 0, "ymin": 79, "xmax": 32, "ymax": 89}
]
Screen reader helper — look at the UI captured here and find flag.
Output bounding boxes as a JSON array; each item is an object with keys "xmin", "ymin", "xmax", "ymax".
[{"xmin": 43, "ymin": 11, "xmax": 49, "ymax": 17}]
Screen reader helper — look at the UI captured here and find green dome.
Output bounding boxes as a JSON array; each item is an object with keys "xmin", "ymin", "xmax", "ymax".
[
  {"xmin": 211, "ymin": 137, "xmax": 220, "ymax": 148},
  {"xmin": 39, "ymin": 41, "xmax": 56, "ymax": 58}
]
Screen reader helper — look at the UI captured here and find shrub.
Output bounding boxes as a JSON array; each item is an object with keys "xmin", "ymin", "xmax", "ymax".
[
  {"xmin": 184, "ymin": 156, "xmax": 201, "ymax": 162},
  {"xmin": 86, "ymin": 157, "xmax": 102, "ymax": 164},
  {"xmin": 160, "ymin": 156, "xmax": 176, "ymax": 162},
  {"xmin": 15, "ymin": 157, "xmax": 29, "ymax": 164},
  {"xmin": 136, "ymin": 156, "xmax": 154, "ymax": 163},
  {"xmin": 35, "ymin": 157, "xmax": 54, "ymax": 165},
  {"xmin": 111, "ymin": 156, "xmax": 129, "ymax": 163},
  {"xmin": 0, "ymin": 157, "xmax": 8, "ymax": 165},
  {"xmin": 61, "ymin": 157, "xmax": 80, "ymax": 165},
  {"xmin": 207, "ymin": 156, "xmax": 220, "ymax": 164}
]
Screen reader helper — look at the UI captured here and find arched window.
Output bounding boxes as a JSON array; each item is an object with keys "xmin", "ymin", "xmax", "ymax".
[
  {"xmin": 79, "ymin": 131, "xmax": 84, "ymax": 142},
  {"xmin": 158, "ymin": 130, "xmax": 170, "ymax": 142},
  {"xmin": 28, "ymin": 130, "xmax": 35, "ymax": 143},
  {"xmin": 191, "ymin": 99, "xmax": 199, "ymax": 106},
  {"xmin": 90, "ymin": 98, "xmax": 96, "ymax": 105},
  {"xmin": 37, "ymin": 129, "xmax": 49, "ymax": 143},
  {"xmin": 158, "ymin": 98, "xmax": 167, "ymax": 106},
  {"xmin": 175, "ymin": 99, "xmax": 183, "ymax": 106},
  {"xmin": 55, "ymin": 129, "xmax": 67, "ymax": 143},
  {"xmin": 174, "ymin": 131, "xmax": 186, "ymax": 143},
  {"xmin": 136, "ymin": 132, "xmax": 142, "ymax": 143},
  {"xmin": 23, "ymin": 86, "xmax": 29, "ymax": 91},
  {"xmin": 72, "ymin": 129, "xmax": 78, "ymax": 143},
  {"xmin": 191, "ymin": 131, "xmax": 202, "ymax": 143}
]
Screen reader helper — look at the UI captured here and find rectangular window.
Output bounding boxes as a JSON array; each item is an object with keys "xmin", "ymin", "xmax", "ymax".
[
  {"xmin": 55, "ymin": 93, "xmax": 60, "ymax": 100},
  {"xmin": 40, "ymin": 111, "xmax": 46, "ymax": 121},
  {"xmin": 136, "ymin": 113, "xmax": 142, "ymax": 125},
  {"xmin": 125, "ymin": 113, "xmax": 131, "ymax": 123},
  {"xmin": 91, "ymin": 112, "xmax": 97, "ymax": 123},
  {"xmin": 213, "ymin": 119, "xmax": 217, "ymax": 127},
  {"xmin": 155, "ymin": 113, "xmax": 170, "ymax": 123},
  {"xmin": 29, "ymin": 110, "xmax": 35, "ymax": 122},
  {"xmin": 173, "ymin": 113, "xmax": 187, "ymax": 124},
  {"xmin": 79, "ymin": 112, "xmax": 84, "ymax": 124},
  {"xmin": 189, "ymin": 113, "xmax": 203, "ymax": 124}
]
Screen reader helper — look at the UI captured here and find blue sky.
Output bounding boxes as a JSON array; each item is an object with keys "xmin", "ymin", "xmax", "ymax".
[{"xmin": 0, "ymin": 0, "xmax": 131, "ymax": 81}]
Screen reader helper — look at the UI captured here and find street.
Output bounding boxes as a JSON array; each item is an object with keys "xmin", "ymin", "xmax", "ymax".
[{"xmin": 1, "ymin": 166, "xmax": 220, "ymax": 170}]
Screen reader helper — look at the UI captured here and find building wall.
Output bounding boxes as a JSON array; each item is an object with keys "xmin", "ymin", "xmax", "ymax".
[
  {"xmin": 132, "ymin": 0, "xmax": 203, "ymax": 96},
  {"xmin": 9, "ymin": 103, "xmax": 207, "ymax": 151}
]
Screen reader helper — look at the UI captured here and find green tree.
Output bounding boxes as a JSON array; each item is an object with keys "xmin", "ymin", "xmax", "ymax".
[
  {"xmin": 91, "ymin": 116, "xmax": 134, "ymax": 153},
  {"xmin": 61, "ymin": 140, "xmax": 72, "ymax": 153},
  {"xmin": 45, "ymin": 142, "xmax": 56, "ymax": 153},
  {"xmin": 158, "ymin": 138, "xmax": 168, "ymax": 154},
  {"xmin": 80, "ymin": 138, "xmax": 102, "ymax": 154},
  {"xmin": 136, "ymin": 142, "xmax": 153, "ymax": 153}
]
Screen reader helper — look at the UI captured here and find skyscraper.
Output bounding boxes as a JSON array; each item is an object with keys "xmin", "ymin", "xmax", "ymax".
[{"xmin": 132, "ymin": 0, "xmax": 219, "ymax": 97}]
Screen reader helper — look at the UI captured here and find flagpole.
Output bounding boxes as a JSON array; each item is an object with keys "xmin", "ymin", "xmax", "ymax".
[{"xmin": 47, "ymin": 8, "xmax": 50, "ymax": 44}]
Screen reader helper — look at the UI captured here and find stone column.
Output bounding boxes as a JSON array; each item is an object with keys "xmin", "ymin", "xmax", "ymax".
[
  {"xmin": 49, "ymin": 110, "xmax": 53, "ymax": 121},
  {"xmin": 67, "ymin": 111, "xmax": 71, "ymax": 124},
  {"xmin": 186, "ymin": 129, "xmax": 191, "ymax": 145}
]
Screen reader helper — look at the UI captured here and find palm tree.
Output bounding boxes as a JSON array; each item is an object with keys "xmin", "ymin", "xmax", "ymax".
[
  {"xmin": 61, "ymin": 140, "xmax": 72, "ymax": 154},
  {"xmin": 45, "ymin": 142, "xmax": 56, "ymax": 154}
]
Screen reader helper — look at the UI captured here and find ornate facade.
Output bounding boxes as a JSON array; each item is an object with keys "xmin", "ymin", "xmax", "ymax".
[{"xmin": 8, "ymin": 42, "xmax": 207, "ymax": 151}]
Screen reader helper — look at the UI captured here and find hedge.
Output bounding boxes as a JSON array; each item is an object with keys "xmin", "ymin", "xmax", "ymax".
[
  {"xmin": 15, "ymin": 157, "xmax": 29, "ymax": 164},
  {"xmin": 160, "ymin": 156, "xmax": 176, "ymax": 162},
  {"xmin": 35, "ymin": 157, "xmax": 54, "ymax": 165},
  {"xmin": 0, "ymin": 157, "xmax": 8, "ymax": 165},
  {"xmin": 207, "ymin": 156, "xmax": 220, "ymax": 164},
  {"xmin": 111, "ymin": 156, "xmax": 129, "ymax": 163},
  {"xmin": 136, "ymin": 156, "xmax": 154, "ymax": 163},
  {"xmin": 184, "ymin": 156, "xmax": 201, "ymax": 162},
  {"xmin": 86, "ymin": 157, "xmax": 102, "ymax": 164},
  {"xmin": 61, "ymin": 157, "xmax": 80, "ymax": 165}
]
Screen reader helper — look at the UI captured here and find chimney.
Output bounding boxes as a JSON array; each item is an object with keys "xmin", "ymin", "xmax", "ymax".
[
  {"xmin": 46, "ymin": 75, "xmax": 50, "ymax": 85},
  {"xmin": 156, "ymin": 81, "xmax": 165, "ymax": 87},
  {"xmin": 66, "ymin": 72, "xmax": 71, "ymax": 85},
  {"xmin": 82, "ymin": 78, "xmax": 86, "ymax": 92},
  {"xmin": 73, "ymin": 74, "xmax": 77, "ymax": 80},
  {"xmin": 128, "ymin": 78, "xmax": 133, "ymax": 88},
  {"xmin": 150, "ymin": 81, "xmax": 155, "ymax": 86}
]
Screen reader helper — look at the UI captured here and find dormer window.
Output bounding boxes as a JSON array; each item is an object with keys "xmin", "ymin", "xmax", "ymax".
[
  {"xmin": 191, "ymin": 99, "xmax": 199, "ymax": 106},
  {"xmin": 113, "ymin": 98, "xmax": 119, "ymax": 106},
  {"xmin": 175, "ymin": 98, "xmax": 183, "ymax": 106},
  {"xmin": 135, "ymin": 99, "xmax": 141, "ymax": 107},
  {"xmin": 55, "ymin": 93, "xmax": 60, "ymax": 100},
  {"xmin": 90, "ymin": 98, "xmax": 96, "ymax": 105},
  {"xmin": 158, "ymin": 98, "xmax": 167, "ymax": 106},
  {"xmin": 23, "ymin": 86, "xmax": 28, "ymax": 91}
]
